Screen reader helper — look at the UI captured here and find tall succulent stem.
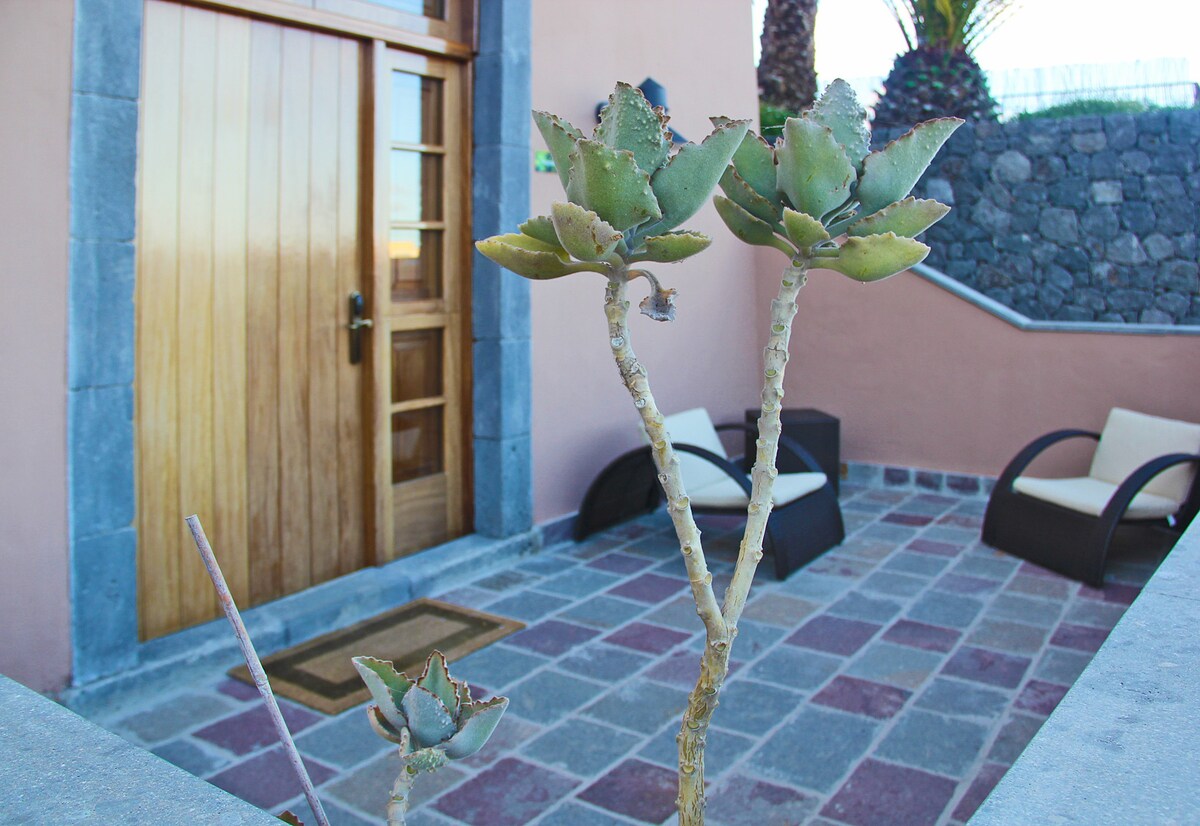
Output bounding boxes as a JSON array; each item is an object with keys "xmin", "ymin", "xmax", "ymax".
[
  {"xmin": 604, "ymin": 272, "xmax": 726, "ymax": 640},
  {"xmin": 675, "ymin": 260, "xmax": 809, "ymax": 826},
  {"xmin": 387, "ymin": 749, "xmax": 448, "ymax": 826}
]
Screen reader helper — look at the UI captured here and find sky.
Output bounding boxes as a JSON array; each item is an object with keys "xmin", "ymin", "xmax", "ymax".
[{"xmin": 752, "ymin": 0, "xmax": 1199, "ymax": 83}]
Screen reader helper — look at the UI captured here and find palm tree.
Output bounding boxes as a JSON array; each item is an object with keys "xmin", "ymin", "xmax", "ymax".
[
  {"xmin": 758, "ymin": 0, "xmax": 819, "ymax": 113},
  {"xmin": 872, "ymin": 0, "xmax": 1019, "ymax": 129}
]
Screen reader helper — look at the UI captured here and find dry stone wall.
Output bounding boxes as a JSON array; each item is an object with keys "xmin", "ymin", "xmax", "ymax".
[{"xmin": 886, "ymin": 111, "xmax": 1200, "ymax": 325}]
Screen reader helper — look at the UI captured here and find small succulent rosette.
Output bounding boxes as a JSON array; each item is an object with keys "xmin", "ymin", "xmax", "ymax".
[
  {"xmin": 713, "ymin": 79, "xmax": 963, "ymax": 280},
  {"xmin": 352, "ymin": 651, "xmax": 507, "ymax": 761},
  {"xmin": 475, "ymin": 82, "xmax": 751, "ymax": 320}
]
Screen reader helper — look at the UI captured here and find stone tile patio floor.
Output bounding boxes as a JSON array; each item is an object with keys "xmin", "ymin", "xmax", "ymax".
[{"xmin": 95, "ymin": 483, "xmax": 1168, "ymax": 825}]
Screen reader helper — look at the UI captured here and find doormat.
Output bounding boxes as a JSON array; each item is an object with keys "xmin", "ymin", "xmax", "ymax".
[{"xmin": 229, "ymin": 598, "xmax": 524, "ymax": 715}]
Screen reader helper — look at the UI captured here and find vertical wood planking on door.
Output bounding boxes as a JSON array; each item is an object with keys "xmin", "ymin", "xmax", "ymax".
[
  {"xmin": 246, "ymin": 19, "xmax": 284, "ymax": 605},
  {"xmin": 277, "ymin": 26, "xmax": 314, "ymax": 595},
  {"xmin": 176, "ymin": 5, "xmax": 219, "ymax": 629},
  {"xmin": 137, "ymin": 0, "xmax": 184, "ymax": 639},
  {"xmin": 337, "ymin": 39, "xmax": 367, "ymax": 574},
  {"xmin": 307, "ymin": 34, "xmax": 341, "ymax": 586},
  {"xmin": 211, "ymin": 11, "xmax": 252, "ymax": 613}
]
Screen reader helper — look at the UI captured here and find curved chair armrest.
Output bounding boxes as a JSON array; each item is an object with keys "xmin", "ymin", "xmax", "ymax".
[
  {"xmin": 996, "ymin": 429, "xmax": 1101, "ymax": 493},
  {"xmin": 673, "ymin": 441, "xmax": 755, "ymax": 499},
  {"xmin": 1098, "ymin": 453, "xmax": 1200, "ymax": 528},
  {"xmin": 715, "ymin": 423, "xmax": 824, "ymax": 475}
]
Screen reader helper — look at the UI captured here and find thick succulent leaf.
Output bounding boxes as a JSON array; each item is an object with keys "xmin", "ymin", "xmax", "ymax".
[
  {"xmin": 822, "ymin": 232, "xmax": 929, "ymax": 282},
  {"xmin": 775, "ymin": 117, "xmax": 855, "ymax": 221},
  {"xmin": 848, "ymin": 197, "xmax": 951, "ymax": 238},
  {"xmin": 643, "ymin": 119, "xmax": 750, "ymax": 235},
  {"xmin": 476, "ymin": 234, "xmax": 601, "ymax": 280},
  {"xmin": 632, "ymin": 232, "xmax": 712, "ymax": 263},
  {"xmin": 595, "ymin": 82, "xmax": 671, "ymax": 174},
  {"xmin": 565, "ymin": 140, "xmax": 662, "ymax": 232},
  {"xmin": 855, "ymin": 118, "xmax": 964, "ymax": 217},
  {"xmin": 366, "ymin": 704, "xmax": 410, "ymax": 747},
  {"xmin": 352, "ymin": 657, "xmax": 412, "ymax": 730},
  {"xmin": 714, "ymin": 196, "xmax": 789, "ymax": 252},
  {"xmin": 456, "ymin": 677, "xmax": 472, "ymax": 712},
  {"xmin": 443, "ymin": 697, "xmax": 509, "ymax": 760},
  {"xmin": 806, "ymin": 79, "xmax": 870, "ymax": 171},
  {"xmin": 518, "ymin": 215, "xmax": 562, "ymax": 247},
  {"xmin": 719, "ymin": 166, "xmax": 783, "ymax": 224},
  {"xmin": 533, "ymin": 110, "xmax": 584, "ymax": 190},
  {"xmin": 716, "ymin": 124, "xmax": 778, "ymax": 201},
  {"xmin": 550, "ymin": 201, "xmax": 622, "ymax": 261},
  {"xmin": 401, "ymin": 685, "xmax": 457, "ymax": 749},
  {"xmin": 782, "ymin": 208, "xmax": 831, "ymax": 249},
  {"xmin": 417, "ymin": 651, "xmax": 461, "ymax": 719}
]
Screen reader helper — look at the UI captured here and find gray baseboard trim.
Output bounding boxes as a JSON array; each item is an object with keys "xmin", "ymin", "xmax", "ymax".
[{"xmin": 844, "ymin": 460, "xmax": 995, "ymax": 498}]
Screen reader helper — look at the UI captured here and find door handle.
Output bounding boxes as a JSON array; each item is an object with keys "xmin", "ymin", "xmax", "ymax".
[{"xmin": 347, "ymin": 290, "xmax": 373, "ymax": 365}]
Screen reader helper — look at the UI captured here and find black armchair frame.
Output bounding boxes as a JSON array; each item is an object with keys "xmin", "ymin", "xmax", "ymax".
[
  {"xmin": 575, "ymin": 423, "xmax": 844, "ymax": 580},
  {"xmin": 982, "ymin": 428, "xmax": 1200, "ymax": 586}
]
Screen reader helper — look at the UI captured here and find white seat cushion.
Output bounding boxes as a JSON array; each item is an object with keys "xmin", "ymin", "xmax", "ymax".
[
  {"xmin": 689, "ymin": 472, "xmax": 827, "ymax": 509},
  {"xmin": 661, "ymin": 408, "xmax": 733, "ymax": 491},
  {"xmin": 1014, "ymin": 475, "xmax": 1182, "ymax": 520},
  {"xmin": 1090, "ymin": 408, "xmax": 1200, "ymax": 503}
]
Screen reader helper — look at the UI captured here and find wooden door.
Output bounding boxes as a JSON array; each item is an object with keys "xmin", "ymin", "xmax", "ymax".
[
  {"xmin": 370, "ymin": 48, "xmax": 471, "ymax": 562},
  {"xmin": 136, "ymin": 1, "xmax": 370, "ymax": 638}
]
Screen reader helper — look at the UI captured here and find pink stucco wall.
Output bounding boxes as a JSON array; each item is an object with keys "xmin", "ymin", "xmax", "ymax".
[
  {"xmin": 0, "ymin": 0, "xmax": 74, "ymax": 692},
  {"xmin": 785, "ymin": 259, "xmax": 1200, "ymax": 480},
  {"xmin": 529, "ymin": 0, "xmax": 766, "ymax": 522}
]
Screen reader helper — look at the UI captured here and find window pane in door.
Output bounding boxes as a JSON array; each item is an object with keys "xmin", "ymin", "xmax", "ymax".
[
  {"xmin": 392, "ymin": 408, "xmax": 444, "ymax": 483},
  {"xmin": 391, "ymin": 72, "xmax": 444, "ymax": 145},
  {"xmin": 391, "ymin": 330, "xmax": 443, "ymax": 403},
  {"xmin": 390, "ymin": 150, "xmax": 442, "ymax": 222},
  {"xmin": 389, "ymin": 228, "xmax": 442, "ymax": 301},
  {"xmin": 363, "ymin": 0, "xmax": 445, "ymax": 19}
]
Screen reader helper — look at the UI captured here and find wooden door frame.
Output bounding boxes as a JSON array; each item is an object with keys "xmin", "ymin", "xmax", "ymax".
[{"xmin": 65, "ymin": 0, "xmax": 532, "ymax": 687}]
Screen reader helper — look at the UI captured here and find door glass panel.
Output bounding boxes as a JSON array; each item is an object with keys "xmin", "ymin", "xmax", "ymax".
[
  {"xmin": 390, "ymin": 150, "xmax": 442, "ymax": 222},
  {"xmin": 392, "ymin": 407, "xmax": 443, "ymax": 483},
  {"xmin": 391, "ymin": 73, "xmax": 444, "ymax": 145},
  {"xmin": 365, "ymin": 0, "xmax": 446, "ymax": 19},
  {"xmin": 391, "ymin": 330, "xmax": 443, "ymax": 403},
  {"xmin": 389, "ymin": 228, "xmax": 442, "ymax": 301}
]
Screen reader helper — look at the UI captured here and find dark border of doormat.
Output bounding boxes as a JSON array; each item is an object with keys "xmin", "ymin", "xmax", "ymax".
[{"xmin": 229, "ymin": 598, "xmax": 524, "ymax": 715}]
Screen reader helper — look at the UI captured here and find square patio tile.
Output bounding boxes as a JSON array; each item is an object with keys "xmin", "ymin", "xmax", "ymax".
[
  {"xmin": 846, "ymin": 642, "xmax": 944, "ymax": 690},
  {"xmin": 812, "ymin": 676, "xmax": 911, "ymax": 719},
  {"xmin": 838, "ymin": 538, "xmax": 896, "ymax": 561},
  {"xmin": 949, "ymin": 554, "xmax": 1018, "ymax": 581},
  {"xmin": 987, "ymin": 712, "xmax": 1044, "ymax": 764},
  {"xmin": 876, "ymin": 709, "xmax": 989, "ymax": 777},
  {"xmin": 434, "ymin": 757, "xmax": 579, "ymax": 826},
  {"xmin": 1076, "ymin": 581, "xmax": 1141, "ymax": 605},
  {"xmin": 578, "ymin": 758, "xmax": 678, "ymax": 824},
  {"xmin": 952, "ymin": 761, "xmax": 1009, "ymax": 821},
  {"xmin": 216, "ymin": 678, "xmax": 259, "ymax": 703},
  {"xmin": 151, "ymin": 738, "xmax": 225, "ymax": 776},
  {"xmin": 194, "ymin": 701, "xmax": 321, "ymax": 756},
  {"xmin": 638, "ymin": 722, "xmax": 755, "ymax": 772},
  {"xmin": 778, "ymin": 571, "xmax": 854, "ymax": 602},
  {"xmin": 883, "ymin": 512, "xmax": 934, "ymax": 527},
  {"xmin": 786, "ymin": 615, "xmax": 882, "ymax": 656},
  {"xmin": 506, "ymin": 619, "xmax": 600, "ymax": 657},
  {"xmin": 806, "ymin": 555, "xmax": 878, "ymax": 579},
  {"xmin": 967, "ymin": 619, "xmax": 1049, "ymax": 655},
  {"xmin": 820, "ymin": 758, "xmax": 957, "ymax": 826},
  {"xmin": 603, "ymin": 621, "xmax": 691, "ymax": 655},
  {"xmin": 558, "ymin": 641, "xmax": 653, "ymax": 682},
  {"xmin": 1050, "ymin": 622, "xmax": 1110, "ymax": 652},
  {"xmin": 115, "ymin": 692, "xmax": 236, "ymax": 745},
  {"xmin": 207, "ymin": 747, "xmax": 335, "ymax": 811},
  {"xmin": 294, "ymin": 707, "xmax": 391, "ymax": 769},
  {"xmin": 556, "ymin": 594, "xmax": 647, "ymax": 630},
  {"xmin": 586, "ymin": 552, "xmax": 656, "ymax": 575},
  {"xmin": 505, "ymin": 669, "xmax": 606, "ymax": 724},
  {"xmin": 941, "ymin": 646, "xmax": 1031, "ymax": 689},
  {"xmin": 906, "ymin": 538, "xmax": 965, "ymax": 557},
  {"xmin": 882, "ymin": 619, "xmax": 961, "ymax": 653},
  {"xmin": 827, "ymin": 591, "xmax": 904, "ymax": 624},
  {"xmin": 640, "ymin": 595, "xmax": 705, "ymax": 632},
  {"xmin": 583, "ymin": 680, "xmax": 687, "ymax": 733},
  {"xmin": 538, "ymin": 802, "xmax": 637, "ymax": 825},
  {"xmin": 1033, "ymin": 647, "xmax": 1094, "ymax": 685},
  {"xmin": 706, "ymin": 774, "xmax": 819, "ymax": 825},
  {"xmin": 1013, "ymin": 679, "xmax": 1070, "ymax": 716},
  {"xmin": 883, "ymin": 551, "xmax": 953, "ymax": 577},
  {"xmin": 747, "ymin": 645, "xmax": 842, "ymax": 691},
  {"xmin": 987, "ymin": 593, "xmax": 1064, "ymax": 627},
  {"xmin": 516, "ymin": 554, "xmax": 580, "ymax": 577},
  {"xmin": 536, "ymin": 568, "xmax": 623, "ymax": 598},
  {"xmin": 460, "ymin": 714, "xmax": 542, "ymax": 769},
  {"xmin": 607, "ymin": 572, "xmax": 689, "ymax": 604},
  {"xmin": 1064, "ymin": 598, "xmax": 1128, "ymax": 629},
  {"xmin": 935, "ymin": 573, "xmax": 1003, "ymax": 596},
  {"xmin": 525, "ymin": 718, "xmax": 641, "ymax": 778},
  {"xmin": 327, "ymin": 751, "xmax": 467, "ymax": 815},
  {"xmin": 860, "ymin": 570, "xmax": 929, "ymax": 598},
  {"xmin": 473, "ymin": 569, "xmax": 537, "ymax": 592},
  {"xmin": 914, "ymin": 677, "xmax": 1010, "ymax": 719},
  {"xmin": 731, "ymin": 619, "xmax": 786, "ymax": 659},
  {"xmin": 740, "ymin": 593, "xmax": 820, "ymax": 627},
  {"xmin": 450, "ymin": 645, "xmax": 550, "ymax": 692},
  {"xmin": 1005, "ymin": 573, "xmax": 1072, "ymax": 599},
  {"xmin": 709, "ymin": 678, "xmax": 805, "ymax": 735},
  {"xmin": 906, "ymin": 591, "xmax": 984, "ymax": 629},
  {"xmin": 748, "ymin": 706, "xmax": 879, "ymax": 793},
  {"xmin": 484, "ymin": 589, "xmax": 574, "ymax": 622}
]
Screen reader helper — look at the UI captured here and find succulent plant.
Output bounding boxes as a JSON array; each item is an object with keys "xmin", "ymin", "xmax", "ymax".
[
  {"xmin": 353, "ymin": 651, "xmax": 507, "ymax": 825},
  {"xmin": 476, "ymin": 82, "xmax": 749, "ymax": 319},
  {"xmin": 714, "ymin": 79, "xmax": 962, "ymax": 280}
]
